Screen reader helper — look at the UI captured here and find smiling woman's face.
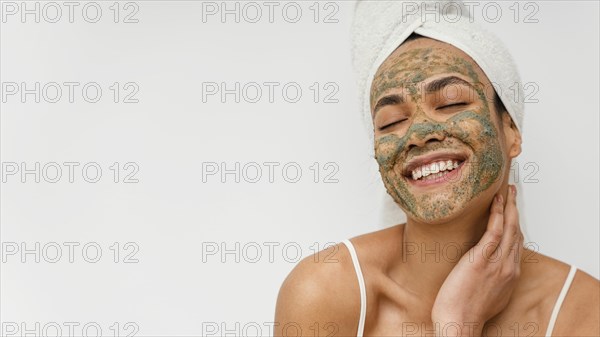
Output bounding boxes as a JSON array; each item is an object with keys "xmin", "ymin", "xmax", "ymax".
[{"xmin": 371, "ymin": 37, "xmax": 521, "ymax": 223}]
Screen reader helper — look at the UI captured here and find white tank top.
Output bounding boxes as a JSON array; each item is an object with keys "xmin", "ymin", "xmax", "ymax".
[{"xmin": 341, "ymin": 239, "xmax": 578, "ymax": 337}]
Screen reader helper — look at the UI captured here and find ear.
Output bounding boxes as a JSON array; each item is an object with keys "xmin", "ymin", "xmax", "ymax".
[{"xmin": 502, "ymin": 112, "xmax": 522, "ymax": 158}]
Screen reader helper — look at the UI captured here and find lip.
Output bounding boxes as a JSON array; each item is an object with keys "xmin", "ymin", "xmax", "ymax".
[{"xmin": 402, "ymin": 151, "xmax": 469, "ymax": 177}]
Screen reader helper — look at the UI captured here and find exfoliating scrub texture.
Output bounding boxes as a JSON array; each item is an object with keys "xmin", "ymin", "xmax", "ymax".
[{"xmin": 372, "ymin": 47, "xmax": 505, "ymax": 221}]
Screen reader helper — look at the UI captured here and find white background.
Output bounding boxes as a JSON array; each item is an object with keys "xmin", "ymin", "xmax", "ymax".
[{"xmin": 1, "ymin": 1, "xmax": 598, "ymax": 336}]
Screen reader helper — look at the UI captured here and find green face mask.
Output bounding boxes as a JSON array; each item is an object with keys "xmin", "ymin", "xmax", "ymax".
[{"xmin": 372, "ymin": 47, "xmax": 505, "ymax": 222}]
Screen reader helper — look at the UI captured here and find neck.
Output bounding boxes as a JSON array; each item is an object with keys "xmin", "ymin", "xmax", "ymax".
[{"xmin": 399, "ymin": 202, "xmax": 490, "ymax": 301}]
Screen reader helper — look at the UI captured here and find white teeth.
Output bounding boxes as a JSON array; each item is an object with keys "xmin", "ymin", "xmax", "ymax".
[{"xmin": 410, "ymin": 159, "xmax": 463, "ymax": 181}]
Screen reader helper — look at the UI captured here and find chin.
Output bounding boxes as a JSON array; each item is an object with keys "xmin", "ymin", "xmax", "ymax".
[
  {"xmin": 403, "ymin": 197, "xmax": 468, "ymax": 225},
  {"xmin": 395, "ymin": 178, "xmax": 497, "ymax": 223},
  {"xmin": 404, "ymin": 186, "xmax": 497, "ymax": 227}
]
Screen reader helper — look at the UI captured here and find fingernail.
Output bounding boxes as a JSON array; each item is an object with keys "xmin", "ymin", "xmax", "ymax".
[{"xmin": 512, "ymin": 185, "xmax": 517, "ymax": 195}]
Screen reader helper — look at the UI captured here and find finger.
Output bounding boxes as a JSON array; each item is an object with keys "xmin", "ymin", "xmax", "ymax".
[
  {"xmin": 518, "ymin": 230, "xmax": 525, "ymax": 264},
  {"xmin": 479, "ymin": 193, "xmax": 504, "ymax": 254},
  {"xmin": 500, "ymin": 185, "xmax": 520, "ymax": 260},
  {"xmin": 508, "ymin": 228, "xmax": 524, "ymax": 265}
]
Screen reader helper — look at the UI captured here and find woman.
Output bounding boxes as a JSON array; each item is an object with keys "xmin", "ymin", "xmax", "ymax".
[{"xmin": 274, "ymin": 2, "xmax": 599, "ymax": 336}]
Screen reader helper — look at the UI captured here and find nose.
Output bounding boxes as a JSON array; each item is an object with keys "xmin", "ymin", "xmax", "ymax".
[{"xmin": 405, "ymin": 123, "xmax": 446, "ymax": 151}]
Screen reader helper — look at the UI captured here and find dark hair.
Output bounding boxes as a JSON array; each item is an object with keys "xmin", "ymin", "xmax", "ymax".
[
  {"xmin": 493, "ymin": 92, "xmax": 507, "ymax": 114},
  {"xmin": 404, "ymin": 32, "xmax": 425, "ymax": 43}
]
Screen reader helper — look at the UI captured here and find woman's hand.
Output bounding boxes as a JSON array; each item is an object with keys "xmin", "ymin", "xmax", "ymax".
[{"xmin": 431, "ymin": 185, "xmax": 524, "ymax": 337}]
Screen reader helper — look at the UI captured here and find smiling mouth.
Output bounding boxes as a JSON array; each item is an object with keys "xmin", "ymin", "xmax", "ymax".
[
  {"xmin": 401, "ymin": 152, "xmax": 468, "ymax": 185},
  {"xmin": 406, "ymin": 161, "xmax": 467, "ymax": 188},
  {"xmin": 409, "ymin": 159, "xmax": 463, "ymax": 181}
]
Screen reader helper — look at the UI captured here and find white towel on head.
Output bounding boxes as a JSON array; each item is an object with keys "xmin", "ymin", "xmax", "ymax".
[{"xmin": 350, "ymin": 0, "xmax": 528, "ymax": 239}]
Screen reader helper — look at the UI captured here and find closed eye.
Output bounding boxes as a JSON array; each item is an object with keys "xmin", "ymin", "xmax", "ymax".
[
  {"xmin": 437, "ymin": 102, "xmax": 468, "ymax": 110},
  {"xmin": 378, "ymin": 119, "xmax": 408, "ymax": 131}
]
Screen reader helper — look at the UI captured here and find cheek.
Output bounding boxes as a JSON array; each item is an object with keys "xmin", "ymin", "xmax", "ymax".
[
  {"xmin": 453, "ymin": 120, "xmax": 492, "ymax": 150},
  {"xmin": 446, "ymin": 109, "xmax": 505, "ymax": 153},
  {"xmin": 460, "ymin": 119, "xmax": 505, "ymax": 193},
  {"xmin": 374, "ymin": 134, "xmax": 405, "ymax": 171}
]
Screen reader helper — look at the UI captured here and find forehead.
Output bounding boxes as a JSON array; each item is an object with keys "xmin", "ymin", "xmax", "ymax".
[{"xmin": 371, "ymin": 38, "xmax": 492, "ymax": 100}]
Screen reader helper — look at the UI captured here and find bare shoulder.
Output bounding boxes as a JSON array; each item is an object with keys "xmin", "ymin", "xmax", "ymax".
[
  {"xmin": 345, "ymin": 224, "xmax": 405, "ymax": 268},
  {"xmin": 526, "ymin": 251, "xmax": 600, "ymax": 336},
  {"xmin": 273, "ymin": 226, "xmax": 402, "ymax": 336},
  {"xmin": 273, "ymin": 241, "xmax": 362, "ymax": 337},
  {"xmin": 555, "ymin": 265, "xmax": 600, "ymax": 336}
]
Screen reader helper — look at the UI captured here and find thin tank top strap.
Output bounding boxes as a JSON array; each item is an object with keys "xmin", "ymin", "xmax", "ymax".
[
  {"xmin": 342, "ymin": 239, "xmax": 367, "ymax": 337},
  {"xmin": 544, "ymin": 265, "xmax": 577, "ymax": 337}
]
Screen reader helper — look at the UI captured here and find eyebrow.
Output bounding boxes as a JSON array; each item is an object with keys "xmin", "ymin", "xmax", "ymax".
[
  {"xmin": 373, "ymin": 94, "xmax": 405, "ymax": 116},
  {"xmin": 425, "ymin": 76, "xmax": 475, "ymax": 94}
]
